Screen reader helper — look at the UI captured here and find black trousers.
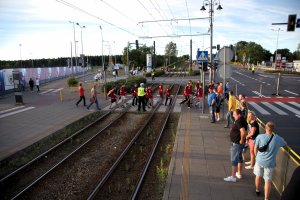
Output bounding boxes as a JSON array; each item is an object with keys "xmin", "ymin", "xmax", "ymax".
[
  {"xmin": 179, "ymin": 96, "xmax": 190, "ymax": 107},
  {"xmin": 132, "ymin": 96, "xmax": 137, "ymax": 105},
  {"xmin": 138, "ymin": 96, "xmax": 146, "ymax": 111},
  {"xmin": 76, "ymin": 96, "xmax": 86, "ymax": 106},
  {"xmin": 165, "ymin": 96, "xmax": 172, "ymax": 106}
]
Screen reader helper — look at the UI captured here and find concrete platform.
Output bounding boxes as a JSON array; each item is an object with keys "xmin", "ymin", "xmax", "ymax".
[{"xmin": 163, "ymin": 105, "xmax": 281, "ymax": 200}]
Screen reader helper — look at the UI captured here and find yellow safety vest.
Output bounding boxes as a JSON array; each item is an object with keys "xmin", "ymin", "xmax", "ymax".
[{"xmin": 138, "ymin": 87, "xmax": 145, "ymax": 96}]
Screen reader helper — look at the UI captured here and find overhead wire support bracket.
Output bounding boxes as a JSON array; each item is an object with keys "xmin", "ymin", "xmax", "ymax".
[
  {"xmin": 137, "ymin": 17, "xmax": 210, "ymax": 25},
  {"xmin": 139, "ymin": 33, "xmax": 210, "ymax": 39}
]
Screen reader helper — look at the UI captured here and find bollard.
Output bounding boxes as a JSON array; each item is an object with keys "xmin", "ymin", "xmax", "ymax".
[
  {"xmin": 260, "ymin": 84, "xmax": 263, "ymax": 97},
  {"xmin": 60, "ymin": 90, "xmax": 63, "ymax": 102}
]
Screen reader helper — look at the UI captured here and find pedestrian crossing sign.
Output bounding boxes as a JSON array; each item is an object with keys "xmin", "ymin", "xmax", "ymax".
[{"xmin": 197, "ymin": 50, "xmax": 208, "ymax": 62}]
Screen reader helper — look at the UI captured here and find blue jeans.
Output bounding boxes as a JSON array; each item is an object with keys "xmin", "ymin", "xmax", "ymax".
[
  {"xmin": 230, "ymin": 143, "xmax": 244, "ymax": 166},
  {"xmin": 210, "ymin": 105, "xmax": 216, "ymax": 122},
  {"xmin": 225, "ymin": 111, "xmax": 234, "ymax": 127},
  {"xmin": 87, "ymin": 98, "xmax": 100, "ymax": 109}
]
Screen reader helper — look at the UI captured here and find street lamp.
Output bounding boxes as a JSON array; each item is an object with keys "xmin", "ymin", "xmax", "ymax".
[
  {"xmin": 271, "ymin": 28, "xmax": 283, "ymax": 67},
  {"xmin": 19, "ymin": 44, "xmax": 22, "ymax": 68},
  {"xmin": 99, "ymin": 25, "xmax": 107, "ymax": 99},
  {"xmin": 76, "ymin": 23, "xmax": 85, "ymax": 55},
  {"xmin": 200, "ymin": 0, "xmax": 222, "ymax": 83},
  {"xmin": 69, "ymin": 21, "xmax": 78, "ymax": 68}
]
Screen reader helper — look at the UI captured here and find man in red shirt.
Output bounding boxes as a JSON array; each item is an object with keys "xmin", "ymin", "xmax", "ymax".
[
  {"xmin": 146, "ymin": 86, "xmax": 153, "ymax": 108},
  {"xmin": 120, "ymin": 84, "xmax": 126, "ymax": 108},
  {"xmin": 108, "ymin": 87, "xmax": 119, "ymax": 109},
  {"xmin": 165, "ymin": 86, "xmax": 172, "ymax": 106},
  {"xmin": 158, "ymin": 83, "xmax": 164, "ymax": 104},
  {"xmin": 179, "ymin": 82, "xmax": 192, "ymax": 108},
  {"xmin": 131, "ymin": 83, "xmax": 138, "ymax": 106},
  {"xmin": 76, "ymin": 83, "xmax": 86, "ymax": 107}
]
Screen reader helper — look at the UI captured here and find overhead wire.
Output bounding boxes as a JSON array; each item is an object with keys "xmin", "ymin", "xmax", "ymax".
[{"xmin": 56, "ymin": 0, "xmax": 138, "ymax": 36}]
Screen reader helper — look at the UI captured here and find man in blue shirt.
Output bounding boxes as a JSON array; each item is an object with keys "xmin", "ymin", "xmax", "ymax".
[
  {"xmin": 207, "ymin": 87, "xmax": 217, "ymax": 123},
  {"xmin": 254, "ymin": 122, "xmax": 286, "ymax": 200}
]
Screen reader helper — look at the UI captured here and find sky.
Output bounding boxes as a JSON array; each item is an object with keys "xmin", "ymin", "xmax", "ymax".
[{"xmin": 0, "ymin": 0, "xmax": 299, "ymax": 61}]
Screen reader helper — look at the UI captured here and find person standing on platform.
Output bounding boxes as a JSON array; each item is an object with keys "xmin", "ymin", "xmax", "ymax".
[
  {"xmin": 224, "ymin": 109, "xmax": 247, "ymax": 182},
  {"xmin": 254, "ymin": 122, "xmax": 286, "ymax": 199},
  {"xmin": 87, "ymin": 84, "xmax": 101, "ymax": 110},
  {"xmin": 76, "ymin": 83, "xmax": 86, "ymax": 107},
  {"xmin": 224, "ymin": 81, "xmax": 230, "ymax": 100},
  {"xmin": 244, "ymin": 111, "xmax": 259, "ymax": 170},
  {"xmin": 29, "ymin": 78, "xmax": 34, "ymax": 92},
  {"xmin": 207, "ymin": 87, "xmax": 217, "ymax": 123},
  {"xmin": 137, "ymin": 83, "xmax": 146, "ymax": 112},
  {"xmin": 35, "ymin": 78, "xmax": 40, "ymax": 92},
  {"xmin": 225, "ymin": 90, "xmax": 237, "ymax": 128}
]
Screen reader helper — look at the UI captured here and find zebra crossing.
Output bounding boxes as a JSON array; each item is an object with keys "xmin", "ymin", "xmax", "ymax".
[
  {"xmin": 0, "ymin": 106, "xmax": 35, "ymax": 119},
  {"xmin": 248, "ymin": 101, "xmax": 300, "ymax": 117},
  {"xmin": 39, "ymin": 88, "xmax": 64, "ymax": 95}
]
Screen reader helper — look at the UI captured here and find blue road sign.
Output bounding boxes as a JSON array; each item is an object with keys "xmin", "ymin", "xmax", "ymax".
[{"xmin": 196, "ymin": 50, "xmax": 208, "ymax": 62}]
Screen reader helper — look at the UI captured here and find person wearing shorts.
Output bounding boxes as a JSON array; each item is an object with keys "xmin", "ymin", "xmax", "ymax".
[
  {"xmin": 108, "ymin": 87, "xmax": 118, "ymax": 109},
  {"xmin": 224, "ymin": 109, "xmax": 247, "ymax": 182},
  {"xmin": 254, "ymin": 122, "xmax": 286, "ymax": 200},
  {"xmin": 245, "ymin": 111, "xmax": 260, "ymax": 170}
]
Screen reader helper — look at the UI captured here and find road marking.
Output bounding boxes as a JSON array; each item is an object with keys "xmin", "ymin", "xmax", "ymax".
[
  {"xmin": 248, "ymin": 102, "xmax": 270, "ymax": 115},
  {"xmin": 288, "ymin": 102, "xmax": 300, "ymax": 109},
  {"xmin": 40, "ymin": 89, "xmax": 55, "ymax": 94},
  {"xmin": 261, "ymin": 102, "xmax": 288, "ymax": 115},
  {"xmin": 0, "ymin": 106, "xmax": 35, "ymax": 119},
  {"xmin": 50, "ymin": 88, "xmax": 63, "ymax": 93},
  {"xmin": 252, "ymin": 91, "xmax": 266, "ymax": 97},
  {"xmin": 275, "ymin": 102, "xmax": 300, "ymax": 115},
  {"xmin": 0, "ymin": 106, "xmax": 25, "ymax": 114},
  {"xmin": 284, "ymin": 90, "xmax": 299, "ymax": 96}
]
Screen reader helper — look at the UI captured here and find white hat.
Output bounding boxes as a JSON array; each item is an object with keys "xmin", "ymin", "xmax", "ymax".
[{"xmin": 140, "ymin": 83, "xmax": 144, "ymax": 86}]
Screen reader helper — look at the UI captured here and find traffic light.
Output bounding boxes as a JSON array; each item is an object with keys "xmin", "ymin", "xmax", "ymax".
[
  {"xmin": 287, "ymin": 14, "xmax": 297, "ymax": 32},
  {"xmin": 135, "ymin": 40, "xmax": 139, "ymax": 49},
  {"xmin": 217, "ymin": 44, "xmax": 220, "ymax": 50}
]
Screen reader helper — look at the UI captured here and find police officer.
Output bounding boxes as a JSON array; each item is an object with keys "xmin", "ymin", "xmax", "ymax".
[{"xmin": 137, "ymin": 83, "xmax": 146, "ymax": 112}]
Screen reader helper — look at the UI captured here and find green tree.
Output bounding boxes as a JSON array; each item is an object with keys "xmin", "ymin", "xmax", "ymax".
[
  {"xmin": 275, "ymin": 48, "xmax": 293, "ymax": 61},
  {"xmin": 165, "ymin": 41, "xmax": 177, "ymax": 65}
]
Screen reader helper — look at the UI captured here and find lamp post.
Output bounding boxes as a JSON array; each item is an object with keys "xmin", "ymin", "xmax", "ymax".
[
  {"xmin": 76, "ymin": 23, "xmax": 85, "ymax": 55},
  {"xmin": 200, "ymin": 0, "xmax": 222, "ymax": 83},
  {"xmin": 69, "ymin": 21, "xmax": 78, "ymax": 68},
  {"xmin": 19, "ymin": 44, "xmax": 22, "ymax": 68},
  {"xmin": 271, "ymin": 28, "xmax": 283, "ymax": 67},
  {"xmin": 99, "ymin": 25, "xmax": 107, "ymax": 99}
]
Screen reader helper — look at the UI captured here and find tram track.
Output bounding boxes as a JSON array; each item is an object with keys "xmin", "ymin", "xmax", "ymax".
[{"xmin": 0, "ymin": 72, "xmax": 184, "ymax": 200}]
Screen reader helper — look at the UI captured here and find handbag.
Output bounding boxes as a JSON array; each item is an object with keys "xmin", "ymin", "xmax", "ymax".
[
  {"xmin": 258, "ymin": 134, "xmax": 274, "ymax": 152},
  {"xmin": 90, "ymin": 97, "xmax": 95, "ymax": 103}
]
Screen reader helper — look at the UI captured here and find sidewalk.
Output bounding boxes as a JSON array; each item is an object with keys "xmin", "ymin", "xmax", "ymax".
[
  {"xmin": 163, "ymin": 104, "xmax": 281, "ymax": 200},
  {"xmin": 0, "ymin": 76, "xmax": 108, "ymax": 161}
]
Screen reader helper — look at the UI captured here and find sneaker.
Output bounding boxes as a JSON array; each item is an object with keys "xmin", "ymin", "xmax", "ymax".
[
  {"xmin": 245, "ymin": 161, "xmax": 251, "ymax": 165},
  {"xmin": 216, "ymin": 118, "xmax": 220, "ymax": 121},
  {"xmin": 235, "ymin": 172, "xmax": 242, "ymax": 179},
  {"xmin": 255, "ymin": 189, "xmax": 260, "ymax": 196},
  {"xmin": 245, "ymin": 165, "xmax": 254, "ymax": 170},
  {"xmin": 224, "ymin": 176, "xmax": 236, "ymax": 182}
]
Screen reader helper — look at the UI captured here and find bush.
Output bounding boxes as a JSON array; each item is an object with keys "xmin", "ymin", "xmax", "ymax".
[
  {"xmin": 103, "ymin": 76, "xmax": 147, "ymax": 93},
  {"xmin": 67, "ymin": 76, "xmax": 78, "ymax": 87}
]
